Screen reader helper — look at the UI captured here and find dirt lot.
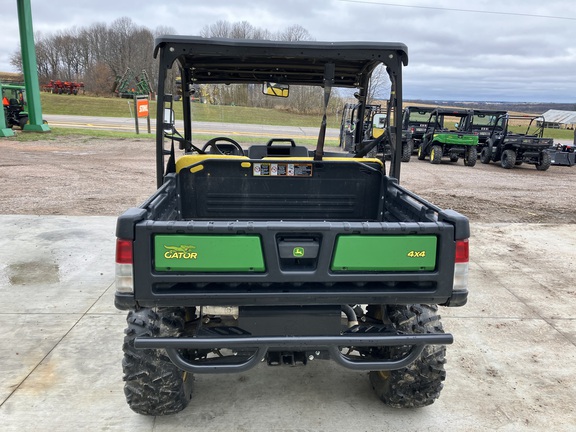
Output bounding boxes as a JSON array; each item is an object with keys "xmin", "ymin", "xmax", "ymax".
[
  {"xmin": 1, "ymin": 135, "xmax": 576, "ymax": 431},
  {"xmin": 1, "ymin": 135, "xmax": 575, "ymax": 222}
]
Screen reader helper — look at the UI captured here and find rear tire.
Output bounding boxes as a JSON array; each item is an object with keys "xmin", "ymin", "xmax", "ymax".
[
  {"xmin": 369, "ymin": 304, "xmax": 447, "ymax": 408},
  {"xmin": 430, "ymin": 145, "xmax": 442, "ymax": 164},
  {"xmin": 464, "ymin": 146, "xmax": 477, "ymax": 167},
  {"xmin": 18, "ymin": 116, "xmax": 28, "ymax": 129},
  {"xmin": 501, "ymin": 149, "xmax": 516, "ymax": 169},
  {"xmin": 122, "ymin": 307, "xmax": 193, "ymax": 415},
  {"xmin": 417, "ymin": 144, "xmax": 426, "ymax": 160},
  {"xmin": 536, "ymin": 152, "xmax": 551, "ymax": 171},
  {"xmin": 401, "ymin": 142, "xmax": 412, "ymax": 162},
  {"xmin": 480, "ymin": 147, "xmax": 491, "ymax": 164}
]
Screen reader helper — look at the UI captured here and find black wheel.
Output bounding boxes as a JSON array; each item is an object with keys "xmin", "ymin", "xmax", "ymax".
[
  {"xmin": 480, "ymin": 147, "xmax": 491, "ymax": 164},
  {"xmin": 401, "ymin": 141, "xmax": 412, "ymax": 162},
  {"xmin": 464, "ymin": 146, "xmax": 477, "ymax": 167},
  {"xmin": 417, "ymin": 144, "xmax": 426, "ymax": 160},
  {"xmin": 501, "ymin": 149, "xmax": 516, "ymax": 169},
  {"xmin": 369, "ymin": 304, "xmax": 447, "ymax": 408},
  {"xmin": 343, "ymin": 133, "xmax": 354, "ymax": 152},
  {"xmin": 123, "ymin": 307, "xmax": 193, "ymax": 415},
  {"xmin": 202, "ymin": 137, "xmax": 244, "ymax": 155},
  {"xmin": 18, "ymin": 116, "xmax": 28, "ymax": 130},
  {"xmin": 430, "ymin": 145, "xmax": 442, "ymax": 164},
  {"xmin": 536, "ymin": 152, "xmax": 551, "ymax": 171}
]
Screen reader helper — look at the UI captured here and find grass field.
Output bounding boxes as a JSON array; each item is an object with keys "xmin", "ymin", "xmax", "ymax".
[{"xmin": 39, "ymin": 93, "xmax": 338, "ymax": 128}]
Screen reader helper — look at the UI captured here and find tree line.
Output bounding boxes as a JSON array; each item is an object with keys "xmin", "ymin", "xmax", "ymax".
[
  {"xmin": 10, "ymin": 17, "xmax": 170, "ymax": 96},
  {"xmin": 10, "ymin": 19, "xmax": 381, "ymax": 115}
]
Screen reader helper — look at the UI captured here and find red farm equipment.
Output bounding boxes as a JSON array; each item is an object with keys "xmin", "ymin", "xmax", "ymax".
[{"xmin": 42, "ymin": 80, "xmax": 85, "ymax": 95}]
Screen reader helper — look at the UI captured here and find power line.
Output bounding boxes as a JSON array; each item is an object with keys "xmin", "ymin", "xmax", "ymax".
[{"xmin": 337, "ymin": 0, "xmax": 576, "ymax": 21}]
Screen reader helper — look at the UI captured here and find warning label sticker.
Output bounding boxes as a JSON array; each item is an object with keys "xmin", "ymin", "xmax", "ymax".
[{"xmin": 253, "ymin": 163, "xmax": 313, "ymax": 177}]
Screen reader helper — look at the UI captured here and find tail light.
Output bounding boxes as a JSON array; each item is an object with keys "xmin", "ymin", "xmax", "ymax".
[
  {"xmin": 453, "ymin": 239, "xmax": 469, "ymax": 291},
  {"xmin": 115, "ymin": 239, "xmax": 134, "ymax": 294}
]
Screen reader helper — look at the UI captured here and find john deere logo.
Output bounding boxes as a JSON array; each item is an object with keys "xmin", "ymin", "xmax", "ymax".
[
  {"xmin": 293, "ymin": 247, "xmax": 305, "ymax": 257},
  {"xmin": 164, "ymin": 245, "xmax": 198, "ymax": 260}
]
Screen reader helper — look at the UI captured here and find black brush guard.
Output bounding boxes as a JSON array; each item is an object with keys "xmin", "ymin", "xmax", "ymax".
[{"xmin": 134, "ymin": 327, "xmax": 453, "ymax": 373}]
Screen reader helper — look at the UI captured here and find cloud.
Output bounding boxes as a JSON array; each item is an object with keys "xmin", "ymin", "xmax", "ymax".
[{"xmin": 2, "ymin": 0, "xmax": 576, "ymax": 102}]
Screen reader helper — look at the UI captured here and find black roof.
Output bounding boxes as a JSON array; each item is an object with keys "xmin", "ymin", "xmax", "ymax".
[
  {"xmin": 472, "ymin": 109, "xmax": 508, "ymax": 115},
  {"xmin": 431, "ymin": 107, "xmax": 474, "ymax": 116},
  {"xmin": 154, "ymin": 36, "xmax": 408, "ymax": 88}
]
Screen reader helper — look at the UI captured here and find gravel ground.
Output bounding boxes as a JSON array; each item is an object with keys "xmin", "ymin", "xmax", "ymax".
[{"xmin": 1, "ymin": 135, "xmax": 575, "ymax": 223}]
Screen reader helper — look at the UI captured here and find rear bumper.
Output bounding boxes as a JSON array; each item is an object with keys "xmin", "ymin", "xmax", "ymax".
[{"xmin": 134, "ymin": 330, "xmax": 453, "ymax": 373}]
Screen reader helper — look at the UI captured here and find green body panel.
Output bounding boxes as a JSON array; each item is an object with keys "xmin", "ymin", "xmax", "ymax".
[
  {"xmin": 434, "ymin": 133, "xmax": 478, "ymax": 146},
  {"xmin": 331, "ymin": 235, "xmax": 437, "ymax": 271},
  {"xmin": 154, "ymin": 235, "xmax": 265, "ymax": 272}
]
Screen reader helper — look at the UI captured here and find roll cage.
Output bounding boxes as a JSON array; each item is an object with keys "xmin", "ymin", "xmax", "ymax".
[{"xmin": 153, "ymin": 36, "xmax": 408, "ymax": 187}]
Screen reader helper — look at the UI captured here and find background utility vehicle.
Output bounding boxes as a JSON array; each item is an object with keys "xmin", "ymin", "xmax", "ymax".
[
  {"xmin": 340, "ymin": 102, "xmax": 411, "ymax": 162},
  {"xmin": 417, "ymin": 108, "xmax": 479, "ymax": 166},
  {"xmin": 459, "ymin": 109, "xmax": 507, "ymax": 145},
  {"xmin": 338, "ymin": 102, "xmax": 382, "ymax": 152},
  {"xmin": 402, "ymin": 105, "xmax": 436, "ymax": 156},
  {"xmin": 478, "ymin": 114, "xmax": 553, "ymax": 170},
  {"xmin": 114, "ymin": 37, "xmax": 470, "ymax": 416},
  {"xmin": 2, "ymin": 84, "xmax": 28, "ymax": 129}
]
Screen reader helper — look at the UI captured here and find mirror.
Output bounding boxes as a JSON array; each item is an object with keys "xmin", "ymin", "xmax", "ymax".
[
  {"xmin": 164, "ymin": 108, "xmax": 175, "ymax": 125},
  {"xmin": 373, "ymin": 113, "xmax": 387, "ymax": 127},
  {"xmin": 163, "ymin": 108, "xmax": 175, "ymax": 133},
  {"xmin": 262, "ymin": 82, "xmax": 289, "ymax": 98}
]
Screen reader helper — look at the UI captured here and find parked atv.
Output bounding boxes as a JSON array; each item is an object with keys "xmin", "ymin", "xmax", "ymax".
[
  {"xmin": 479, "ymin": 114, "xmax": 553, "ymax": 171},
  {"xmin": 338, "ymin": 103, "xmax": 382, "ymax": 152},
  {"xmin": 402, "ymin": 106, "xmax": 437, "ymax": 155},
  {"xmin": 459, "ymin": 109, "xmax": 507, "ymax": 145},
  {"xmin": 2, "ymin": 84, "xmax": 28, "ymax": 129},
  {"xmin": 114, "ymin": 36, "xmax": 470, "ymax": 416},
  {"xmin": 417, "ymin": 108, "xmax": 478, "ymax": 166}
]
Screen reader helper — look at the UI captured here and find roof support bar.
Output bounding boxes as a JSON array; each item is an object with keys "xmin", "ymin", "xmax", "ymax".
[{"xmin": 314, "ymin": 62, "xmax": 335, "ymax": 161}]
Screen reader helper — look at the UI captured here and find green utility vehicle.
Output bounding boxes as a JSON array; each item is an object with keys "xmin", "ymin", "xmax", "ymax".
[
  {"xmin": 2, "ymin": 84, "xmax": 28, "ymax": 129},
  {"xmin": 417, "ymin": 108, "xmax": 479, "ymax": 166},
  {"xmin": 114, "ymin": 37, "xmax": 470, "ymax": 415},
  {"xmin": 478, "ymin": 114, "xmax": 553, "ymax": 170}
]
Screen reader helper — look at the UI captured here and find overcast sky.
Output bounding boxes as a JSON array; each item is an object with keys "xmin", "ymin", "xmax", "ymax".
[{"xmin": 2, "ymin": 0, "xmax": 576, "ymax": 102}]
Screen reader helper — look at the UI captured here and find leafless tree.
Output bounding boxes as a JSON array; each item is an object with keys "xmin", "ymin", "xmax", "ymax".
[
  {"xmin": 366, "ymin": 65, "xmax": 391, "ymax": 105},
  {"xmin": 8, "ymin": 16, "xmax": 340, "ymax": 111},
  {"xmin": 200, "ymin": 20, "xmax": 232, "ymax": 38},
  {"xmin": 277, "ymin": 24, "xmax": 313, "ymax": 42}
]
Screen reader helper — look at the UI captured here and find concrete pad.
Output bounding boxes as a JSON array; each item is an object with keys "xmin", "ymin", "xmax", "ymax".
[
  {"xmin": 0, "ymin": 215, "xmax": 115, "ymax": 314},
  {"xmin": 442, "ymin": 317, "xmax": 576, "ymax": 431},
  {"xmin": 0, "ymin": 314, "xmax": 82, "ymax": 403},
  {"xmin": 1, "ymin": 217, "xmax": 576, "ymax": 431},
  {"xmin": 0, "ymin": 314, "xmax": 151, "ymax": 431}
]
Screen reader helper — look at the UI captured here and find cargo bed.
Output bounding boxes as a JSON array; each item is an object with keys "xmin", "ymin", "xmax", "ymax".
[{"xmin": 115, "ymin": 153, "xmax": 468, "ymax": 310}]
